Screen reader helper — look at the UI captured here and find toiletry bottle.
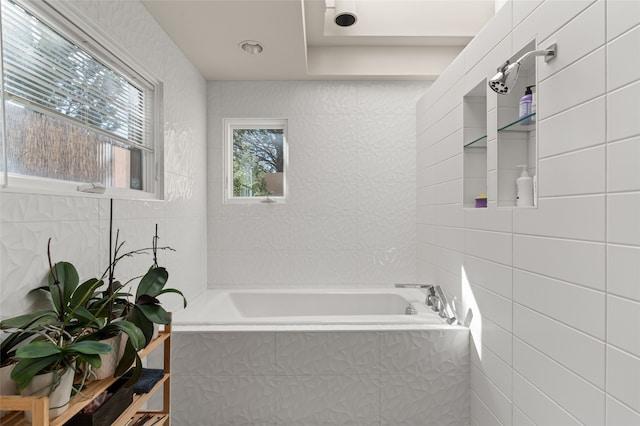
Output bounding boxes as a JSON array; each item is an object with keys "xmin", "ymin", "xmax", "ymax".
[
  {"xmin": 516, "ymin": 165, "xmax": 533, "ymax": 207},
  {"xmin": 519, "ymin": 85, "xmax": 534, "ymax": 125}
]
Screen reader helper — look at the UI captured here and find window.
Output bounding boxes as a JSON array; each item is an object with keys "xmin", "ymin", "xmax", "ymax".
[
  {"xmin": 0, "ymin": 0, "xmax": 161, "ymax": 197},
  {"xmin": 224, "ymin": 118, "xmax": 288, "ymax": 203}
]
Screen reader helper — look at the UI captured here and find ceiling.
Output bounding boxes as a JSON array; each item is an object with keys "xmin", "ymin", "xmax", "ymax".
[{"xmin": 141, "ymin": 0, "xmax": 497, "ymax": 81}]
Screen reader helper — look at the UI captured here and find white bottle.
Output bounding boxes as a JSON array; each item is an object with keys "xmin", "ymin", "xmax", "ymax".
[{"xmin": 516, "ymin": 165, "xmax": 534, "ymax": 207}]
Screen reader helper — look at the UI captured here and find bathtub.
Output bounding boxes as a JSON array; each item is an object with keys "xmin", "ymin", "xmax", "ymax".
[
  {"xmin": 170, "ymin": 288, "xmax": 469, "ymax": 425},
  {"xmin": 173, "ymin": 288, "xmax": 452, "ymax": 328}
]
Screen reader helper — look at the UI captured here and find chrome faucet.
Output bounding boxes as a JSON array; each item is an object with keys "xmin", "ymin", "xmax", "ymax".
[
  {"xmin": 394, "ymin": 283, "xmax": 457, "ymax": 325},
  {"xmin": 394, "ymin": 283, "xmax": 435, "ymax": 305}
]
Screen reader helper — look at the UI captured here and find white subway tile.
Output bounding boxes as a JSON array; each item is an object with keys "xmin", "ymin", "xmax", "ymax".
[
  {"xmin": 438, "ymin": 247, "xmax": 464, "ymax": 278},
  {"xmin": 607, "ymin": 0, "xmax": 640, "ymax": 41},
  {"xmin": 608, "ymin": 244, "xmax": 640, "ymax": 302},
  {"xmin": 607, "ymin": 395, "xmax": 640, "ymax": 426},
  {"xmin": 513, "ymin": 406, "xmax": 537, "ymax": 426},
  {"xmin": 538, "ymin": 145, "xmax": 606, "ymax": 197},
  {"xmin": 513, "ymin": 195, "xmax": 605, "ymax": 241},
  {"xmin": 482, "ymin": 316, "xmax": 513, "ymax": 366},
  {"xmin": 464, "ymin": 205, "xmax": 513, "ymax": 233},
  {"xmin": 608, "ymin": 81, "xmax": 640, "ymax": 142},
  {"xmin": 513, "ymin": 0, "xmax": 597, "ymax": 59},
  {"xmin": 437, "ymin": 226, "xmax": 465, "ymax": 253},
  {"xmin": 538, "ymin": 96, "xmax": 606, "ymax": 159},
  {"xmin": 463, "ymin": 255, "xmax": 513, "ymax": 298},
  {"xmin": 471, "ymin": 364, "xmax": 512, "ymax": 426},
  {"xmin": 471, "ymin": 283, "xmax": 512, "ymax": 332},
  {"xmin": 435, "ymin": 153, "xmax": 463, "ymax": 185},
  {"xmin": 539, "ymin": 0, "xmax": 605, "ymax": 81},
  {"xmin": 608, "ymin": 193, "xmax": 640, "ymax": 245},
  {"xmin": 513, "ymin": 269, "xmax": 605, "ymax": 339},
  {"xmin": 437, "ymin": 179, "xmax": 463, "ymax": 205},
  {"xmin": 471, "ymin": 343, "xmax": 513, "ymax": 397},
  {"xmin": 465, "ymin": 229, "xmax": 513, "ymax": 266},
  {"xmin": 438, "ymin": 130, "xmax": 464, "ymax": 162},
  {"xmin": 608, "ymin": 137, "xmax": 640, "ymax": 192},
  {"xmin": 608, "ymin": 25, "xmax": 640, "ymax": 91},
  {"xmin": 513, "ymin": 235, "xmax": 605, "ymax": 291},
  {"xmin": 513, "ymin": 304, "xmax": 605, "ymax": 388},
  {"xmin": 538, "ymin": 47, "xmax": 605, "ymax": 119},
  {"xmin": 513, "ymin": 338, "xmax": 605, "ymax": 425},
  {"xmin": 608, "ymin": 295, "xmax": 640, "ymax": 357},
  {"xmin": 471, "ymin": 390, "xmax": 503, "ymax": 426},
  {"xmin": 607, "ymin": 345, "xmax": 640, "ymax": 413},
  {"xmin": 513, "ymin": 372, "xmax": 581, "ymax": 426}
]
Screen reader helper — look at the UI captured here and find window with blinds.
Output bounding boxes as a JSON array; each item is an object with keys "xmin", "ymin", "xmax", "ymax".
[{"xmin": 0, "ymin": 0, "xmax": 160, "ymax": 195}]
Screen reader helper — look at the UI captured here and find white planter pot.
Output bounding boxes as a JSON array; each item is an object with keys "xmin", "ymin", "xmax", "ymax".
[
  {"xmin": 0, "ymin": 363, "xmax": 17, "ymax": 417},
  {"xmin": 22, "ymin": 364, "xmax": 75, "ymax": 421},
  {"xmin": 87, "ymin": 334, "xmax": 125, "ymax": 381}
]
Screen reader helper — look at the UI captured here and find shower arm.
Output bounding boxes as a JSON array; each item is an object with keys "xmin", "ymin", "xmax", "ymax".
[{"xmin": 496, "ymin": 44, "xmax": 557, "ymax": 72}]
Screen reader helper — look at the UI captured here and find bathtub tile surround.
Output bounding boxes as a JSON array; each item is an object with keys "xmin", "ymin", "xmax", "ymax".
[
  {"xmin": 172, "ymin": 328, "xmax": 469, "ymax": 426},
  {"xmin": 207, "ymin": 80, "xmax": 430, "ymax": 289},
  {"xmin": 417, "ymin": 0, "xmax": 640, "ymax": 424}
]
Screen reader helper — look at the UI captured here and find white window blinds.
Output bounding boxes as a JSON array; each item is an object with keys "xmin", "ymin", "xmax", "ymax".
[{"xmin": 1, "ymin": 0, "xmax": 151, "ymax": 150}]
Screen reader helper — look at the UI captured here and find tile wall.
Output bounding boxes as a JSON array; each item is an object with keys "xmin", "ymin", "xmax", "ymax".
[
  {"xmin": 0, "ymin": 0, "xmax": 208, "ymax": 318},
  {"xmin": 207, "ymin": 81, "xmax": 430, "ymax": 289},
  {"xmin": 416, "ymin": 0, "xmax": 640, "ymax": 424},
  {"xmin": 171, "ymin": 328, "xmax": 469, "ymax": 426}
]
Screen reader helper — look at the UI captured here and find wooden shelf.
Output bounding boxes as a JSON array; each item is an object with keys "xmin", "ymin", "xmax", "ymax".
[{"xmin": 0, "ymin": 323, "xmax": 171, "ymax": 426}]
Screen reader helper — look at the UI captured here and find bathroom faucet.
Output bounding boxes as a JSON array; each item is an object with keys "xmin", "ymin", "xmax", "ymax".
[
  {"xmin": 394, "ymin": 283, "xmax": 435, "ymax": 305},
  {"xmin": 394, "ymin": 283, "xmax": 457, "ymax": 325}
]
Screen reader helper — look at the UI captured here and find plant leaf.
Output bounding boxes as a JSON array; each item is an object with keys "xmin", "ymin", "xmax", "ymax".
[
  {"xmin": 136, "ymin": 267, "xmax": 168, "ymax": 299},
  {"xmin": 48, "ymin": 262, "xmax": 79, "ymax": 317},
  {"xmin": 15, "ymin": 341, "xmax": 62, "ymax": 359},
  {"xmin": 0, "ymin": 310, "xmax": 57, "ymax": 330},
  {"xmin": 157, "ymin": 288, "xmax": 188, "ymax": 308},
  {"xmin": 128, "ymin": 306, "xmax": 154, "ymax": 345},
  {"xmin": 63, "ymin": 341, "xmax": 112, "ymax": 356},
  {"xmin": 70, "ymin": 278, "xmax": 104, "ymax": 310},
  {"xmin": 137, "ymin": 304, "xmax": 170, "ymax": 325},
  {"xmin": 11, "ymin": 354, "xmax": 62, "ymax": 392},
  {"xmin": 79, "ymin": 353, "xmax": 102, "ymax": 368}
]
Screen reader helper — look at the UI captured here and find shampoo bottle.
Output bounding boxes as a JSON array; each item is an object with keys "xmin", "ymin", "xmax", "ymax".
[
  {"xmin": 519, "ymin": 85, "xmax": 535, "ymax": 125},
  {"xmin": 516, "ymin": 165, "xmax": 534, "ymax": 207}
]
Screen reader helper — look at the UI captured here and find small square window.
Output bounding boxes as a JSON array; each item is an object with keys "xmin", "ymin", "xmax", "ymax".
[{"xmin": 224, "ymin": 118, "xmax": 288, "ymax": 203}]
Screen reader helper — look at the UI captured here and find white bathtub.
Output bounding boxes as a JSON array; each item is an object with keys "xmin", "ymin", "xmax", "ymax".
[
  {"xmin": 173, "ymin": 288, "xmax": 453, "ymax": 327},
  {"xmin": 170, "ymin": 288, "xmax": 469, "ymax": 425}
]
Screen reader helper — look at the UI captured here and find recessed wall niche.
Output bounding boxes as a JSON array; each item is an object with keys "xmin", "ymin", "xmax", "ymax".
[
  {"xmin": 463, "ymin": 80, "xmax": 487, "ymax": 208},
  {"xmin": 496, "ymin": 40, "xmax": 537, "ymax": 207}
]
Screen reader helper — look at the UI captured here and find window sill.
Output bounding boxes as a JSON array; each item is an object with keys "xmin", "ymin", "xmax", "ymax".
[{"xmin": 1, "ymin": 175, "xmax": 161, "ymax": 201}]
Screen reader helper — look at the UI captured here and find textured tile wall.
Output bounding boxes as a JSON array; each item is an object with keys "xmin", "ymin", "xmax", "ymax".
[
  {"xmin": 0, "ymin": 0, "xmax": 208, "ymax": 318},
  {"xmin": 207, "ymin": 81, "xmax": 430, "ymax": 289},
  {"xmin": 416, "ymin": 0, "xmax": 640, "ymax": 424},
  {"xmin": 172, "ymin": 328, "xmax": 469, "ymax": 426}
]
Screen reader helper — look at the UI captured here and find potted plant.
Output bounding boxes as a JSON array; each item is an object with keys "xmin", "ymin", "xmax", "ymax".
[{"xmin": 0, "ymin": 250, "xmax": 114, "ymax": 419}]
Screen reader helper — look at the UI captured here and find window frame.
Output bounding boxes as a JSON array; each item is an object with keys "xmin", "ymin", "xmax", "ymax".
[
  {"xmin": 0, "ymin": 0, "xmax": 164, "ymax": 200},
  {"xmin": 223, "ymin": 118, "xmax": 288, "ymax": 204}
]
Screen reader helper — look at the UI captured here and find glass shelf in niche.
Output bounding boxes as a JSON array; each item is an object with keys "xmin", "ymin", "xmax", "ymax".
[{"xmin": 463, "ymin": 112, "xmax": 536, "ymax": 148}]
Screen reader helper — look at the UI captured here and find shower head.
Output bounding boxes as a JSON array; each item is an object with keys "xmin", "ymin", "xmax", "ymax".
[
  {"xmin": 489, "ymin": 62, "xmax": 520, "ymax": 95},
  {"xmin": 488, "ymin": 43, "xmax": 557, "ymax": 95}
]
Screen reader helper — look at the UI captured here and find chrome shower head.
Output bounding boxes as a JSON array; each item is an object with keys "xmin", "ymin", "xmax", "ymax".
[
  {"xmin": 489, "ymin": 62, "xmax": 521, "ymax": 95},
  {"xmin": 488, "ymin": 43, "xmax": 557, "ymax": 95}
]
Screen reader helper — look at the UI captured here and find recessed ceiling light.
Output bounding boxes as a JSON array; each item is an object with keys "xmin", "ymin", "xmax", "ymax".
[{"xmin": 239, "ymin": 40, "xmax": 263, "ymax": 55}]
